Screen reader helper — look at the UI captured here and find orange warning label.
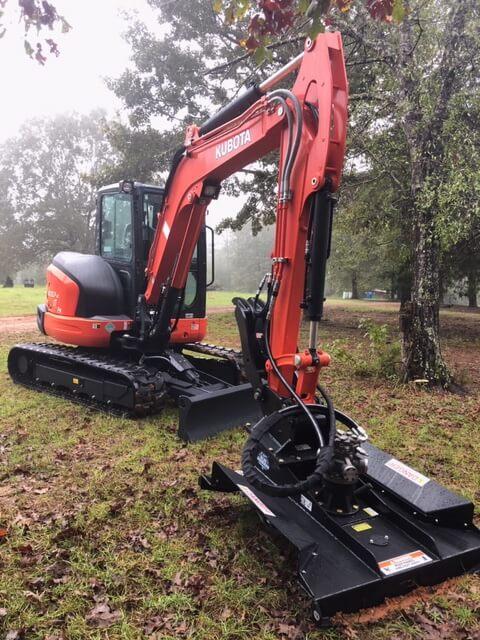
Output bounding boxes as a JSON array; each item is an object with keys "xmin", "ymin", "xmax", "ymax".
[{"xmin": 378, "ymin": 550, "xmax": 432, "ymax": 576}]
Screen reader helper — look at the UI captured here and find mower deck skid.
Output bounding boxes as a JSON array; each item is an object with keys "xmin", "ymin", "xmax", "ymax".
[{"xmin": 201, "ymin": 443, "xmax": 480, "ymax": 621}]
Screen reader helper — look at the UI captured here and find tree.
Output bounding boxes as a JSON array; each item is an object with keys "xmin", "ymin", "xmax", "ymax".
[
  {"xmin": 329, "ymin": 0, "xmax": 480, "ymax": 386},
  {"xmin": 211, "ymin": 0, "xmax": 480, "ymax": 385},
  {"xmin": 0, "ymin": 111, "xmax": 115, "ymax": 272},
  {"xmin": 214, "ymin": 0, "xmax": 406, "ymax": 63},
  {"xmin": 106, "ymin": 0, "xmax": 314, "ymax": 224},
  {"xmin": 0, "ymin": 0, "xmax": 70, "ymax": 63},
  {"xmin": 215, "ymin": 224, "xmax": 274, "ymax": 291},
  {"xmin": 109, "ymin": 0, "xmax": 480, "ymax": 386}
]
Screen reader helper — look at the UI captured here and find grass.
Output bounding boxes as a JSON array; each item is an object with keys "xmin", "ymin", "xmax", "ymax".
[
  {"xmin": 2, "ymin": 286, "xmax": 477, "ymax": 319},
  {"xmin": 0, "ymin": 287, "xmax": 44, "ymax": 317},
  {"xmin": 205, "ymin": 290, "xmax": 254, "ymax": 308},
  {"xmin": 0, "ymin": 288, "xmax": 251, "ymax": 317},
  {"xmin": 0, "ymin": 305, "xmax": 479, "ymax": 639}
]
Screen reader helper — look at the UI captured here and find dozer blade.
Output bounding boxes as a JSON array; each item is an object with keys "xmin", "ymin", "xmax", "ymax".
[
  {"xmin": 201, "ymin": 444, "xmax": 480, "ymax": 623},
  {"xmin": 176, "ymin": 382, "xmax": 262, "ymax": 442}
]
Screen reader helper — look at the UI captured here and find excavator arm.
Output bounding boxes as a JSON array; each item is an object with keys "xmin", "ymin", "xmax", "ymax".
[
  {"xmin": 196, "ymin": 36, "xmax": 480, "ymax": 625},
  {"xmin": 142, "ymin": 32, "xmax": 348, "ymax": 405}
]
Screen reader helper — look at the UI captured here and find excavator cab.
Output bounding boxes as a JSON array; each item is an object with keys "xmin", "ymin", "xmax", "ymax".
[
  {"xmin": 35, "ymin": 181, "xmax": 209, "ymax": 348},
  {"xmin": 96, "ymin": 181, "xmax": 208, "ymax": 322}
]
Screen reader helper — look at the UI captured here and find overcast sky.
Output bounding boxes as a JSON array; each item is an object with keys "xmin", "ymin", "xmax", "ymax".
[
  {"xmin": 0, "ymin": 0, "xmax": 245, "ymax": 228},
  {"xmin": 0, "ymin": 0, "xmax": 138, "ymax": 140}
]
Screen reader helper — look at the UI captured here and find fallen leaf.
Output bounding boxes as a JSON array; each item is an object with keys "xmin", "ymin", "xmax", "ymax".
[
  {"xmin": 6, "ymin": 631, "xmax": 25, "ymax": 640},
  {"xmin": 33, "ymin": 487, "xmax": 49, "ymax": 494},
  {"xmin": 141, "ymin": 457, "xmax": 154, "ymax": 475},
  {"xmin": 278, "ymin": 622, "xmax": 302, "ymax": 639},
  {"xmin": 144, "ymin": 615, "xmax": 164, "ymax": 635},
  {"xmin": 109, "ymin": 499, "xmax": 125, "ymax": 515},
  {"xmin": 86, "ymin": 602, "xmax": 122, "ymax": 628},
  {"xmin": 0, "ymin": 607, "xmax": 7, "ymax": 616},
  {"xmin": 128, "ymin": 533, "xmax": 151, "ymax": 552},
  {"xmin": 0, "ymin": 486, "xmax": 16, "ymax": 497}
]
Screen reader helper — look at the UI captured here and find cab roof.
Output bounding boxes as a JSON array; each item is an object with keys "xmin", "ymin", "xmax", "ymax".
[{"xmin": 98, "ymin": 181, "xmax": 164, "ymax": 194}]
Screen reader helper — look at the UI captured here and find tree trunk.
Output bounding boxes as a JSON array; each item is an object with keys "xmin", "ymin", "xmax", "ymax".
[
  {"xmin": 395, "ymin": 0, "xmax": 471, "ymax": 388},
  {"xmin": 400, "ymin": 205, "xmax": 450, "ymax": 387},
  {"xmin": 467, "ymin": 272, "xmax": 478, "ymax": 308},
  {"xmin": 351, "ymin": 272, "xmax": 359, "ymax": 299}
]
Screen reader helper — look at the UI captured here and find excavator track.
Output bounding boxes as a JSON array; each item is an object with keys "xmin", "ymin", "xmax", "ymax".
[
  {"xmin": 8, "ymin": 343, "xmax": 167, "ymax": 418},
  {"xmin": 8, "ymin": 341, "xmax": 246, "ymax": 418},
  {"xmin": 183, "ymin": 342, "xmax": 245, "ymax": 377}
]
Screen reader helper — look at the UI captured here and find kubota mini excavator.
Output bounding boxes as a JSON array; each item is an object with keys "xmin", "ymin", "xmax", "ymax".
[
  {"xmin": 8, "ymin": 32, "xmax": 480, "ymax": 621},
  {"xmin": 8, "ymin": 182, "xmax": 262, "ymax": 441}
]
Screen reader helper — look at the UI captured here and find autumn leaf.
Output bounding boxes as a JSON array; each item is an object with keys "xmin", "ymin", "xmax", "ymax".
[
  {"xmin": 85, "ymin": 602, "xmax": 122, "ymax": 629},
  {"xmin": 5, "ymin": 631, "xmax": 26, "ymax": 640}
]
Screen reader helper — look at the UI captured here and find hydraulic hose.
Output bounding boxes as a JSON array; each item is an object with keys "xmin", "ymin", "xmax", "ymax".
[
  {"xmin": 241, "ymin": 404, "xmax": 335, "ymax": 497},
  {"xmin": 263, "ymin": 315, "xmax": 324, "ymax": 447},
  {"xmin": 241, "ymin": 293, "xmax": 336, "ymax": 497},
  {"xmin": 266, "ymin": 94, "xmax": 293, "ymax": 201},
  {"xmin": 266, "ymin": 89, "xmax": 303, "ymax": 199}
]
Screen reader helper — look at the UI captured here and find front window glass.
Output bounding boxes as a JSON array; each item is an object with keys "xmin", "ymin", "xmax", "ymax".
[{"xmin": 101, "ymin": 193, "xmax": 133, "ymax": 261}]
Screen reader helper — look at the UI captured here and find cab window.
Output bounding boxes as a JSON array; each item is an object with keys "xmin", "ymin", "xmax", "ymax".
[
  {"xmin": 142, "ymin": 192, "xmax": 163, "ymax": 259},
  {"xmin": 143, "ymin": 192, "xmax": 163, "ymax": 230},
  {"xmin": 101, "ymin": 193, "xmax": 133, "ymax": 261}
]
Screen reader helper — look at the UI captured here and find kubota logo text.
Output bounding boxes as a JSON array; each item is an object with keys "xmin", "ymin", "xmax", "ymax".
[{"xmin": 215, "ymin": 129, "xmax": 252, "ymax": 159}]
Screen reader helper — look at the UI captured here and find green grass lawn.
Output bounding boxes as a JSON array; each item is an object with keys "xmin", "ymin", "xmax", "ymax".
[
  {"xmin": 2, "ymin": 286, "xmax": 476, "ymax": 320},
  {"xmin": 0, "ymin": 287, "xmax": 44, "ymax": 316},
  {"xmin": 0, "ymin": 288, "xmax": 251, "ymax": 317},
  {"xmin": 0, "ymin": 307, "xmax": 479, "ymax": 639}
]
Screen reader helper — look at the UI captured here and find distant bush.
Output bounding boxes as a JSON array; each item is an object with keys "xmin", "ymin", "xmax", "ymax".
[{"xmin": 328, "ymin": 320, "xmax": 401, "ymax": 381}]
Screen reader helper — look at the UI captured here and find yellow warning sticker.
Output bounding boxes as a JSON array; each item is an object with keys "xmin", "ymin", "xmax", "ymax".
[
  {"xmin": 378, "ymin": 550, "xmax": 432, "ymax": 576},
  {"xmin": 72, "ymin": 378, "xmax": 80, "ymax": 385},
  {"xmin": 364, "ymin": 507, "xmax": 378, "ymax": 517},
  {"xmin": 352, "ymin": 522, "xmax": 372, "ymax": 532}
]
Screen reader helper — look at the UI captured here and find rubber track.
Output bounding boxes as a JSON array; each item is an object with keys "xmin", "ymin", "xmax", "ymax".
[
  {"xmin": 9, "ymin": 342, "xmax": 166, "ymax": 417},
  {"xmin": 9, "ymin": 341, "xmax": 245, "ymax": 417},
  {"xmin": 183, "ymin": 342, "xmax": 245, "ymax": 377}
]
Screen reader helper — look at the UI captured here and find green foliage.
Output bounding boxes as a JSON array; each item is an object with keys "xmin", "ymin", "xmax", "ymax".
[
  {"xmin": 329, "ymin": 319, "xmax": 401, "ymax": 380},
  {"xmin": 357, "ymin": 318, "xmax": 401, "ymax": 379},
  {"xmin": 105, "ymin": 1, "xmax": 304, "ymax": 230},
  {"xmin": 0, "ymin": 111, "xmax": 115, "ymax": 273}
]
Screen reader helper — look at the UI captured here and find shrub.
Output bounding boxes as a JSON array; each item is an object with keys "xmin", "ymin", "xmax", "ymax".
[{"xmin": 357, "ymin": 318, "xmax": 401, "ymax": 379}]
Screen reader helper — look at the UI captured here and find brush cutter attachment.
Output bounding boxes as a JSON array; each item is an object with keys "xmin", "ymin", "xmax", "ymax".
[{"xmin": 201, "ymin": 407, "xmax": 480, "ymax": 623}]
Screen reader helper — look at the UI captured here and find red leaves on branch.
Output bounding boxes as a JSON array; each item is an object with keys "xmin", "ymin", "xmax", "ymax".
[
  {"xmin": 365, "ymin": 0, "xmax": 395, "ymax": 21},
  {"xmin": 1, "ymin": 0, "xmax": 71, "ymax": 63},
  {"xmin": 245, "ymin": 0, "xmax": 296, "ymax": 50},
  {"xmin": 217, "ymin": 0, "xmax": 403, "ymax": 52}
]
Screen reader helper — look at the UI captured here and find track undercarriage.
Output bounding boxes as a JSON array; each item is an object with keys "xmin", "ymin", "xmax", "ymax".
[{"xmin": 8, "ymin": 341, "xmax": 261, "ymax": 442}]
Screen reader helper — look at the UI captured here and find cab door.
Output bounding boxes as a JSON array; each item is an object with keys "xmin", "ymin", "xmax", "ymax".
[{"xmin": 98, "ymin": 189, "xmax": 136, "ymax": 315}]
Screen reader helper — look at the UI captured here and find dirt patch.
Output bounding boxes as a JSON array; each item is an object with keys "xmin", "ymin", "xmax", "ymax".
[{"xmin": 0, "ymin": 315, "xmax": 37, "ymax": 334}]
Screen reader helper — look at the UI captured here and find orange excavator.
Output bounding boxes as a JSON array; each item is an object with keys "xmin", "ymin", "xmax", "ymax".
[{"xmin": 8, "ymin": 33, "xmax": 480, "ymax": 622}]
